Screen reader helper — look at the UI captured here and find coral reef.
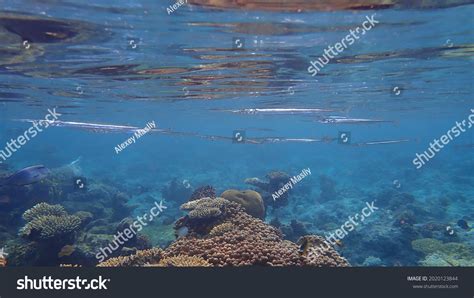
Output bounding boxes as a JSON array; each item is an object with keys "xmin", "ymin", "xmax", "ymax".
[
  {"xmin": 20, "ymin": 203, "xmax": 81, "ymax": 241},
  {"xmin": 97, "ymin": 248, "xmax": 164, "ymax": 267},
  {"xmin": 180, "ymin": 197, "xmax": 228, "ymax": 220},
  {"xmin": 411, "ymin": 238, "xmax": 443, "ymax": 254},
  {"xmin": 209, "ymin": 222, "xmax": 235, "ymax": 237},
  {"xmin": 412, "ymin": 238, "xmax": 474, "ymax": 266},
  {"xmin": 362, "ymin": 256, "xmax": 383, "ymax": 267},
  {"xmin": 22, "ymin": 202, "xmax": 67, "ymax": 222},
  {"xmin": 189, "ymin": 185, "xmax": 216, "ymax": 202},
  {"xmin": 220, "ymin": 189, "xmax": 265, "ymax": 219},
  {"xmin": 98, "ymin": 198, "xmax": 348, "ymax": 267},
  {"xmin": 167, "ymin": 198, "xmax": 348, "ymax": 266},
  {"xmin": 152, "ymin": 255, "xmax": 211, "ymax": 267}
]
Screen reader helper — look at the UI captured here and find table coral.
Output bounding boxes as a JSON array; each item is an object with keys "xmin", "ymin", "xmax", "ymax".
[
  {"xmin": 20, "ymin": 203, "xmax": 81, "ymax": 241},
  {"xmin": 22, "ymin": 202, "xmax": 67, "ymax": 222}
]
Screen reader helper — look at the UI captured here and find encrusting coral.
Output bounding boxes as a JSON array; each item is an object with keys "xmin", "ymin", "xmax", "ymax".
[
  {"xmin": 98, "ymin": 197, "xmax": 348, "ymax": 267},
  {"xmin": 20, "ymin": 203, "xmax": 81, "ymax": 240},
  {"xmin": 220, "ymin": 189, "xmax": 265, "ymax": 219}
]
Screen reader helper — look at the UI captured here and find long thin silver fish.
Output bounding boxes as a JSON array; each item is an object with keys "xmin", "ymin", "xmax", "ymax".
[
  {"xmin": 353, "ymin": 139, "xmax": 410, "ymax": 146},
  {"xmin": 15, "ymin": 119, "xmax": 144, "ymax": 133},
  {"xmin": 319, "ymin": 116, "xmax": 393, "ymax": 124},
  {"xmin": 222, "ymin": 108, "xmax": 335, "ymax": 114}
]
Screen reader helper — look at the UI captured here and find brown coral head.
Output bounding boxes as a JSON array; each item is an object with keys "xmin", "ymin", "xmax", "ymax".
[{"xmin": 220, "ymin": 189, "xmax": 265, "ymax": 219}]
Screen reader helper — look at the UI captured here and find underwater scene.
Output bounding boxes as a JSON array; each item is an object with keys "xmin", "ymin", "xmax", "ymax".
[{"xmin": 0, "ymin": 0, "xmax": 473, "ymax": 268}]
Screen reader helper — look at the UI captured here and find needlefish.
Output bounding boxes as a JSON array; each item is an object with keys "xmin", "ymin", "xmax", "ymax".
[
  {"xmin": 220, "ymin": 108, "xmax": 335, "ymax": 114},
  {"xmin": 318, "ymin": 116, "xmax": 393, "ymax": 124}
]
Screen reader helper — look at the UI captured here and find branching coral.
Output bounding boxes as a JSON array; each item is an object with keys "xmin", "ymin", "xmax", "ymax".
[
  {"xmin": 20, "ymin": 215, "xmax": 81, "ymax": 240},
  {"xmin": 22, "ymin": 202, "xmax": 67, "ymax": 222},
  {"xmin": 20, "ymin": 203, "xmax": 81, "ymax": 240},
  {"xmin": 97, "ymin": 247, "xmax": 164, "ymax": 267}
]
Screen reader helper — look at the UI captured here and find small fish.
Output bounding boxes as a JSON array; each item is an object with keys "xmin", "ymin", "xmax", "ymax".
[
  {"xmin": 335, "ymin": 239, "xmax": 344, "ymax": 247},
  {"xmin": 0, "ymin": 165, "xmax": 50, "ymax": 186},
  {"xmin": 224, "ymin": 108, "xmax": 334, "ymax": 114},
  {"xmin": 175, "ymin": 226, "xmax": 189, "ymax": 239},
  {"xmin": 58, "ymin": 245, "xmax": 75, "ymax": 258},
  {"xmin": 297, "ymin": 236, "xmax": 310, "ymax": 255},
  {"xmin": 457, "ymin": 219, "xmax": 471, "ymax": 231}
]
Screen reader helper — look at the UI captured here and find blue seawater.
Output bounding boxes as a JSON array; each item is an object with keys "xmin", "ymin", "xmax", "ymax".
[{"xmin": 0, "ymin": 1, "xmax": 472, "ymax": 266}]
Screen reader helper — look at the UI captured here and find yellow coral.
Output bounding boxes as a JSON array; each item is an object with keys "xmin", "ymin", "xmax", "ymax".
[
  {"xmin": 97, "ymin": 248, "xmax": 163, "ymax": 267},
  {"xmin": 153, "ymin": 255, "xmax": 211, "ymax": 267}
]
